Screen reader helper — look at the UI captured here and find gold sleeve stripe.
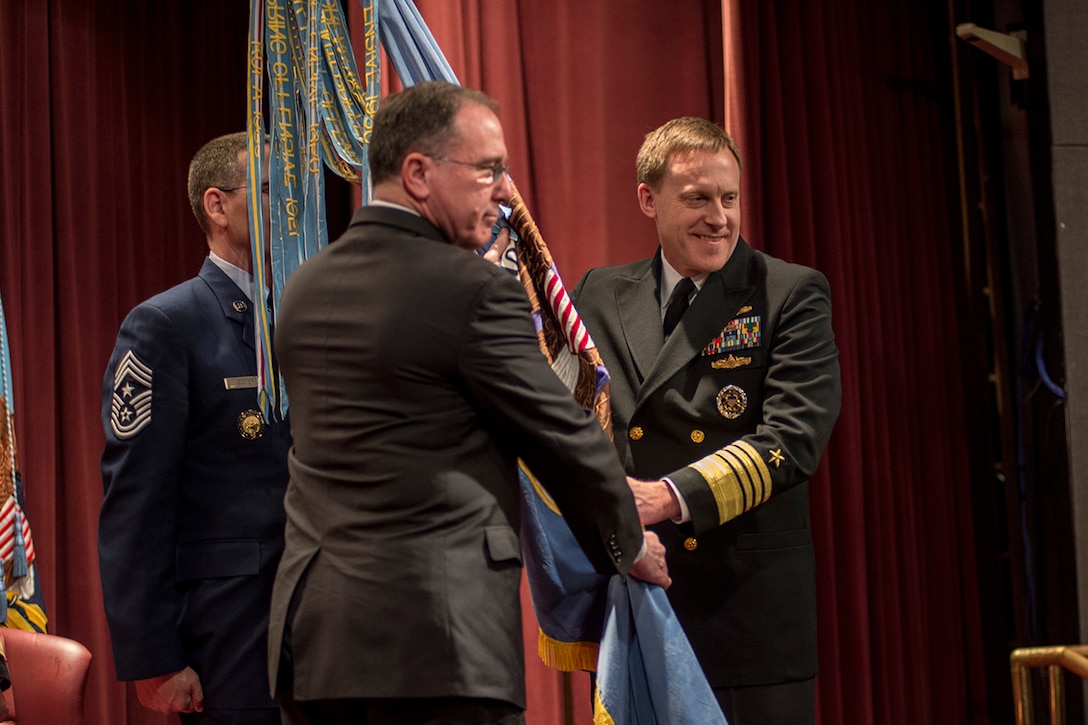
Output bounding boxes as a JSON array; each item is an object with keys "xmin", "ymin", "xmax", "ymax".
[
  {"xmin": 690, "ymin": 453, "xmax": 744, "ymax": 522},
  {"xmin": 719, "ymin": 446, "xmax": 759, "ymax": 514},
  {"xmin": 733, "ymin": 440, "xmax": 773, "ymax": 506},
  {"xmin": 689, "ymin": 440, "xmax": 774, "ymax": 525}
]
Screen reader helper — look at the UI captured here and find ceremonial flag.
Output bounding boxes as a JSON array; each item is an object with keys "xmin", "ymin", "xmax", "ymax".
[
  {"xmin": 497, "ymin": 192, "xmax": 727, "ymax": 724},
  {"xmin": 0, "ymin": 292, "xmax": 47, "ymax": 632},
  {"xmin": 243, "ymin": 2, "xmax": 726, "ymax": 719},
  {"xmin": 247, "ymin": 0, "xmax": 381, "ymax": 418}
]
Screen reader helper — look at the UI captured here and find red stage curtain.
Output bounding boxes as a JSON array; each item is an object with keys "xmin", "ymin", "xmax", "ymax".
[
  {"xmin": 723, "ymin": 2, "xmax": 989, "ymax": 722},
  {"xmin": 0, "ymin": 1, "xmax": 989, "ymax": 723},
  {"xmin": 2, "ymin": 2, "xmax": 257, "ymax": 723}
]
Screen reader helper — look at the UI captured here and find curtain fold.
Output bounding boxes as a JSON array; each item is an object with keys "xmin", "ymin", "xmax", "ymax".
[
  {"xmin": 1, "ymin": 1, "xmax": 989, "ymax": 723},
  {"xmin": 724, "ymin": 1, "xmax": 989, "ymax": 722}
]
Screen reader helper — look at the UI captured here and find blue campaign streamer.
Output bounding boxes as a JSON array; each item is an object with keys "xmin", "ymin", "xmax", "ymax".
[
  {"xmin": 377, "ymin": 0, "xmax": 459, "ymax": 86},
  {"xmin": 245, "ymin": 0, "xmax": 455, "ymax": 418},
  {"xmin": 0, "ymin": 293, "xmax": 11, "ymax": 611},
  {"xmin": 316, "ymin": 0, "xmax": 368, "ymax": 179},
  {"xmin": 258, "ymin": 0, "xmax": 379, "ymax": 417},
  {"xmin": 277, "ymin": 0, "xmax": 326, "ymax": 280},
  {"xmin": 268, "ymin": 0, "xmax": 313, "ymax": 285},
  {"xmin": 302, "ymin": 0, "xmax": 329, "ymax": 269},
  {"xmin": 0, "ymin": 293, "xmax": 12, "ymax": 428},
  {"xmin": 247, "ymin": 0, "xmax": 278, "ymax": 417}
]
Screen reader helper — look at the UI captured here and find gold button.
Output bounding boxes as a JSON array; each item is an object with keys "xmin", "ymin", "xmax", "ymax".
[
  {"xmin": 629, "ymin": 426, "xmax": 644, "ymax": 441},
  {"xmin": 684, "ymin": 537, "xmax": 698, "ymax": 551},
  {"xmin": 690, "ymin": 429, "xmax": 705, "ymax": 443}
]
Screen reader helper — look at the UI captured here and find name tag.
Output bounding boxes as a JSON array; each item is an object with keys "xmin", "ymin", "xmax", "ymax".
[{"xmin": 223, "ymin": 376, "xmax": 258, "ymax": 390}]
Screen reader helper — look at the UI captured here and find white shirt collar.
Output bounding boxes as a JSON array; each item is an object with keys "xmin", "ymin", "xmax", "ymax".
[
  {"xmin": 208, "ymin": 251, "xmax": 261, "ymax": 304},
  {"xmin": 659, "ymin": 253, "xmax": 708, "ymax": 313}
]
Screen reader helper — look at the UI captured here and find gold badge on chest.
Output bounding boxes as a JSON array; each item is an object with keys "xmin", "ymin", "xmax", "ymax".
[
  {"xmin": 715, "ymin": 385, "xmax": 748, "ymax": 419},
  {"xmin": 237, "ymin": 408, "xmax": 266, "ymax": 440}
]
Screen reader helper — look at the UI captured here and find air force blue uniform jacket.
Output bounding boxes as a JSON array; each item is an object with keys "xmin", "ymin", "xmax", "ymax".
[{"xmin": 99, "ymin": 258, "xmax": 291, "ymax": 713}]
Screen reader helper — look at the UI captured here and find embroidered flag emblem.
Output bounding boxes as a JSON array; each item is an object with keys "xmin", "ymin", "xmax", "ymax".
[
  {"xmin": 703, "ymin": 315, "xmax": 761, "ymax": 356},
  {"xmin": 111, "ymin": 350, "xmax": 153, "ymax": 439}
]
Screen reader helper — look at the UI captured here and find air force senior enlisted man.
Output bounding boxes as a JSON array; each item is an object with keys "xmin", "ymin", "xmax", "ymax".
[
  {"xmin": 99, "ymin": 132, "xmax": 290, "ymax": 724},
  {"xmin": 574, "ymin": 117, "xmax": 842, "ymax": 725},
  {"xmin": 269, "ymin": 81, "xmax": 670, "ymax": 725}
]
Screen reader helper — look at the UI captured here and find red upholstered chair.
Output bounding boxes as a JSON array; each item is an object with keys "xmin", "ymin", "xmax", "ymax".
[{"xmin": 0, "ymin": 627, "xmax": 92, "ymax": 724}]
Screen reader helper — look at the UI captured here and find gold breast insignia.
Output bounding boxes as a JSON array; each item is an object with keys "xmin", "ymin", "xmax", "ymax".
[
  {"xmin": 715, "ymin": 385, "xmax": 748, "ymax": 419},
  {"xmin": 711, "ymin": 354, "xmax": 752, "ymax": 370},
  {"xmin": 237, "ymin": 409, "xmax": 266, "ymax": 440}
]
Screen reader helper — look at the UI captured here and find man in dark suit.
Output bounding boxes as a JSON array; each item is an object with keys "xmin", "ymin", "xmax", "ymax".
[
  {"xmin": 99, "ymin": 132, "xmax": 290, "ymax": 724},
  {"xmin": 268, "ymin": 81, "xmax": 670, "ymax": 725},
  {"xmin": 573, "ymin": 117, "xmax": 842, "ymax": 725}
]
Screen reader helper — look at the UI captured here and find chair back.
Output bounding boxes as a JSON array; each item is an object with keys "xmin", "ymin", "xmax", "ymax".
[{"xmin": 0, "ymin": 627, "xmax": 92, "ymax": 725}]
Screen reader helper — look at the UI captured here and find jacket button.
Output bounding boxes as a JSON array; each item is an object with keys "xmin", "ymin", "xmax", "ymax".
[
  {"xmin": 684, "ymin": 537, "xmax": 698, "ymax": 551},
  {"xmin": 629, "ymin": 426, "xmax": 644, "ymax": 441},
  {"xmin": 690, "ymin": 429, "xmax": 705, "ymax": 443}
]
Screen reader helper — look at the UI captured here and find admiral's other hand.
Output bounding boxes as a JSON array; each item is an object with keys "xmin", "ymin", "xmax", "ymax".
[{"xmin": 627, "ymin": 476, "xmax": 680, "ymax": 525}]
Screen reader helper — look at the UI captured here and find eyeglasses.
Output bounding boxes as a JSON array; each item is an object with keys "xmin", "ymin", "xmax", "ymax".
[
  {"xmin": 425, "ymin": 155, "xmax": 509, "ymax": 184},
  {"xmin": 215, "ymin": 183, "xmax": 271, "ymax": 195}
]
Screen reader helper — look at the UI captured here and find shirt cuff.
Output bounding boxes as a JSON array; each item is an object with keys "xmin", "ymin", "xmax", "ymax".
[
  {"xmin": 633, "ymin": 538, "xmax": 647, "ymax": 564},
  {"xmin": 664, "ymin": 477, "xmax": 691, "ymax": 523}
]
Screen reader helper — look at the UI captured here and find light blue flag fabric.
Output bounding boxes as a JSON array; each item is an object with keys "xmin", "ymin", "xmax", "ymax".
[
  {"xmin": 518, "ymin": 464, "xmax": 609, "ymax": 672},
  {"xmin": 596, "ymin": 577, "xmax": 728, "ymax": 724},
  {"xmin": 519, "ymin": 464, "xmax": 727, "ymax": 725},
  {"xmin": 377, "ymin": 0, "xmax": 460, "ymax": 86}
]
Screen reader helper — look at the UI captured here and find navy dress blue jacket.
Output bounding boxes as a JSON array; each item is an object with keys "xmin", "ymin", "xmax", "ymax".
[{"xmin": 574, "ymin": 240, "xmax": 841, "ymax": 689}]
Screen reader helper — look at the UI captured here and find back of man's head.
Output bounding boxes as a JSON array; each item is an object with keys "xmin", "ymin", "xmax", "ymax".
[
  {"xmin": 187, "ymin": 132, "xmax": 248, "ymax": 236},
  {"xmin": 636, "ymin": 117, "xmax": 742, "ymax": 189},
  {"xmin": 369, "ymin": 81, "xmax": 498, "ymax": 185}
]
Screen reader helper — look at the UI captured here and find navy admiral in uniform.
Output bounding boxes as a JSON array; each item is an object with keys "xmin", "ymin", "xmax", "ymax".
[
  {"xmin": 99, "ymin": 132, "xmax": 290, "ymax": 724},
  {"xmin": 573, "ymin": 117, "xmax": 841, "ymax": 725},
  {"xmin": 268, "ymin": 81, "xmax": 670, "ymax": 725}
]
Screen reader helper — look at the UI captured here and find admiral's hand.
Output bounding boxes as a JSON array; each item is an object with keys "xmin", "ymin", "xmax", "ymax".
[
  {"xmin": 627, "ymin": 476, "xmax": 681, "ymax": 525},
  {"xmin": 134, "ymin": 667, "xmax": 204, "ymax": 714},
  {"xmin": 629, "ymin": 530, "xmax": 671, "ymax": 589}
]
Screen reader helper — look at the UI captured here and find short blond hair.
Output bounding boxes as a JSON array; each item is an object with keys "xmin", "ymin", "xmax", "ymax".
[{"xmin": 636, "ymin": 117, "xmax": 742, "ymax": 189}]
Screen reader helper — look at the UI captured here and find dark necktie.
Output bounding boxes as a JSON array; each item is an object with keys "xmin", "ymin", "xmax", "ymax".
[{"xmin": 662, "ymin": 277, "xmax": 696, "ymax": 337}]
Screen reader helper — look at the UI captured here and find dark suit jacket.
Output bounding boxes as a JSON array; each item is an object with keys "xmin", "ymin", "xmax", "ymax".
[
  {"xmin": 99, "ymin": 258, "xmax": 291, "ymax": 710},
  {"xmin": 574, "ymin": 239, "xmax": 841, "ymax": 688},
  {"xmin": 267, "ymin": 206, "xmax": 644, "ymax": 708}
]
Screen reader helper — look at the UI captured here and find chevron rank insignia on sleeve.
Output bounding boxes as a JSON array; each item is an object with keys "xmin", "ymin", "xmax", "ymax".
[{"xmin": 110, "ymin": 349, "xmax": 153, "ymax": 439}]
